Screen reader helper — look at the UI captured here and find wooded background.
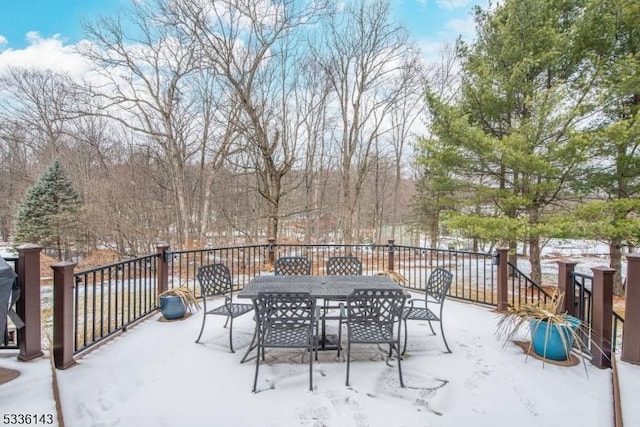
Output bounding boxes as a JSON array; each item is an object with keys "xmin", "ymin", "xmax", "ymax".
[{"xmin": 0, "ymin": 0, "xmax": 638, "ymax": 294}]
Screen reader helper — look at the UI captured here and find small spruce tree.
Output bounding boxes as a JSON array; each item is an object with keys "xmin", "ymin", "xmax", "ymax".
[{"xmin": 14, "ymin": 160, "xmax": 82, "ymax": 260}]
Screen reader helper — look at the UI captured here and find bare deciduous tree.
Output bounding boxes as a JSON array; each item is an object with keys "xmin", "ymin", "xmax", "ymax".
[
  {"xmin": 167, "ymin": 0, "xmax": 324, "ymax": 241},
  {"xmin": 79, "ymin": 0, "xmax": 204, "ymax": 247},
  {"xmin": 313, "ymin": 0, "xmax": 416, "ymax": 243}
]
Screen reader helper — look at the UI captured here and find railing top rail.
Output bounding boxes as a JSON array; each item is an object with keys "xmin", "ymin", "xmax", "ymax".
[
  {"xmin": 264, "ymin": 243, "xmax": 379, "ymax": 249},
  {"xmin": 571, "ymin": 271, "xmax": 594, "ymax": 280},
  {"xmin": 507, "ymin": 261, "xmax": 554, "ymax": 299},
  {"xmin": 165, "ymin": 243, "xmax": 495, "ymax": 259},
  {"xmin": 394, "ymin": 244, "xmax": 494, "ymax": 257},
  {"xmin": 74, "ymin": 253, "xmax": 158, "ymax": 276},
  {"xmin": 569, "ymin": 271, "xmax": 593, "ymax": 297},
  {"xmin": 168, "ymin": 244, "xmax": 268, "ymax": 255}
]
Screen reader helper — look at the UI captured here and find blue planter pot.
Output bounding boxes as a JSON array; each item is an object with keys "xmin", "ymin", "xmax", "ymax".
[
  {"xmin": 529, "ymin": 315, "xmax": 580, "ymax": 361},
  {"xmin": 159, "ymin": 295, "xmax": 186, "ymax": 320}
]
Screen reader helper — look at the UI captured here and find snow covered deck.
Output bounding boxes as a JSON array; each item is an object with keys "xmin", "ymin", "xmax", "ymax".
[{"xmin": 3, "ymin": 296, "xmax": 636, "ymax": 427}]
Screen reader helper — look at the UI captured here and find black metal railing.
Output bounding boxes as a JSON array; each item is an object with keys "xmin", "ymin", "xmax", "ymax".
[
  {"xmin": 507, "ymin": 262, "xmax": 553, "ymax": 306},
  {"xmin": 613, "ymin": 312, "xmax": 625, "ymax": 353},
  {"xmin": 165, "ymin": 243, "xmax": 498, "ymax": 306},
  {"xmin": 570, "ymin": 271, "xmax": 624, "ymax": 354},
  {"xmin": 569, "ymin": 272, "xmax": 594, "ymax": 354},
  {"xmin": 267, "ymin": 243, "xmax": 390, "ymax": 275},
  {"xmin": 167, "ymin": 244, "xmax": 268, "ymax": 296},
  {"xmin": 65, "ymin": 241, "xmax": 626, "ymax": 358},
  {"xmin": 571, "ymin": 272, "xmax": 593, "ymax": 330},
  {"xmin": 1, "ymin": 256, "xmax": 19, "ymax": 350},
  {"xmin": 73, "ymin": 253, "xmax": 158, "ymax": 354},
  {"xmin": 395, "ymin": 245, "xmax": 496, "ymax": 305}
]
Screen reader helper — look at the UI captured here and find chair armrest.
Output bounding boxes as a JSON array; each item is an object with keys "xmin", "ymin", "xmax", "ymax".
[{"xmin": 403, "ymin": 299, "xmax": 417, "ymax": 318}]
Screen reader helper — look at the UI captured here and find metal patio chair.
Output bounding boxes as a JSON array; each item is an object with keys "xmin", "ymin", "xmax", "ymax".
[
  {"xmin": 402, "ymin": 268, "xmax": 453, "ymax": 354},
  {"xmin": 326, "ymin": 256, "xmax": 363, "ymax": 276},
  {"xmin": 345, "ymin": 288, "xmax": 407, "ymax": 387},
  {"xmin": 274, "ymin": 256, "xmax": 312, "ymax": 275},
  {"xmin": 252, "ymin": 292, "xmax": 317, "ymax": 392},
  {"xmin": 195, "ymin": 263, "xmax": 254, "ymax": 353},
  {"xmin": 321, "ymin": 256, "xmax": 363, "ymax": 355}
]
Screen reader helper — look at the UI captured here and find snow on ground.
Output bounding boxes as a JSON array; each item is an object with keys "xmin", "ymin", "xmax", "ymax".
[
  {"xmin": 0, "ymin": 351, "xmax": 58, "ymax": 423},
  {"xmin": 617, "ymin": 359, "xmax": 640, "ymax": 424},
  {"xmin": 48, "ymin": 296, "xmax": 615, "ymax": 427}
]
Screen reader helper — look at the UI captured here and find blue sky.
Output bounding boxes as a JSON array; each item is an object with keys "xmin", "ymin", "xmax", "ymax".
[
  {"xmin": 0, "ymin": 0, "xmax": 482, "ymax": 50},
  {"xmin": 0, "ymin": 0, "xmax": 129, "ymax": 48}
]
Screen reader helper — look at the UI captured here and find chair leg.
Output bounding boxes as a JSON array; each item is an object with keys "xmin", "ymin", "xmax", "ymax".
[
  {"xmin": 337, "ymin": 318, "xmax": 343, "ymax": 358},
  {"xmin": 427, "ymin": 320, "xmax": 436, "ymax": 335},
  {"xmin": 402, "ymin": 318, "xmax": 408, "ymax": 355},
  {"xmin": 240, "ymin": 325, "xmax": 258, "ymax": 364},
  {"xmin": 253, "ymin": 342, "xmax": 261, "ymax": 392},
  {"xmin": 321, "ymin": 314, "xmax": 327, "ymax": 350},
  {"xmin": 395, "ymin": 343, "xmax": 405, "ymax": 387},
  {"xmin": 309, "ymin": 342, "xmax": 314, "ymax": 391},
  {"xmin": 228, "ymin": 315, "xmax": 235, "ymax": 353},
  {"xmin": 195, "ymin": 314, "xmax": 207, "ymax": 343},
  {"xmin": 315, "ymin": 322, "xmax": 319, "ymax": 361},
  {"xmin": 345, "ymin": 341, "xmax": 351, "ymax": 386},
  {"xmin": 440, "ymin": 322, "xmax": 452, "ymax": 353}
]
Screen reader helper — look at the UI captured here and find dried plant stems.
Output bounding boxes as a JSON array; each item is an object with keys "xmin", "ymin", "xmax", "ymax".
[
  {"xmin": 495, "ymin": 290, "xmax": 591, "ymax": 371},
  {"xmin": 377, "ymin": 270, "xmax": 408, "ymax": 285},
  {"xmin": 159, "ymin": 286, "xmax": 200, "ymax": 312}
]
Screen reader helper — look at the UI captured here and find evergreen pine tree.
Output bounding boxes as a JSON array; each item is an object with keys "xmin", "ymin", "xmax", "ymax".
[
  {"xmin": 417, "ymin": 0, "xmax": 598, "ymax": 284},
  {"xmin": 14, "ymin": 160, "xmax": 81, "ymax": 260}
]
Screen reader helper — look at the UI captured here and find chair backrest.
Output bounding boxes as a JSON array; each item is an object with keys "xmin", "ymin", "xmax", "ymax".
[
  {"xmin": 274, "ymin": 256, "xmax": 312, "ymax": 275},
  {"xmin": 253, "ymin": 292, "xmax": 316, "ymax": 335},
  {"xmin": 326, "ymin": 256, "xmax": 362, "ymax": 276},
  {"xmin": 347, "ymin": 289, "xmax": 407, "ymax": 324},
  {"xmin": 426, "ymin": 268, "xmax": 453, "ymax": 303},
  {"xmin": 196, "ymin": 263, "xmax": 233, "ymax": 298}
]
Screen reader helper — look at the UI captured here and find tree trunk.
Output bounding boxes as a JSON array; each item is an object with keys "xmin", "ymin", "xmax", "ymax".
[
  {"xmin": 429, "ymin": 212, "xmax": 439, "ymax": 248},
  {"xmin": 528, "ymin": 237, "xmax": 542, "ymax": 286},
  {"xmin": 342, "ymin": 167, "xmax": 354, "ymax": 244},
  {"xmin": 610, "ymin": 239, "xmax": 624, "ymax": 296}
]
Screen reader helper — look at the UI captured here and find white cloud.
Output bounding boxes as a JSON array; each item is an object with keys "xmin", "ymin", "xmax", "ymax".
[
  {"xmin": 442, "ymin": 15, "xmax": 477, "ymax": 41},
  {"xmin": 416, "ymin": 12, "xmax": 478, "ymax": 68},
  {"xmin": 418, "ymin": 39, "xmax": 448, "ymax": 63},
  {"xmin": 0, "ymin": 32, "xmax": 90, "ymax": 75},
  {"xmin": 0, "ymin": 35, "xmax": 7, "ymax": 47},
  {"xmin": 436, "ymin": 0, "xmax": 472, "ymax": 10}
]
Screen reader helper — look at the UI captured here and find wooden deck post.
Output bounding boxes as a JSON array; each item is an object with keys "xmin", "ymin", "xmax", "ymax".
[
  {"xmin": 52, "ymin": 261, "xmax": 77, "ymax": 369},
  {"xmin": 387, "ymin": 239, "xmax": 395, "ymax": 271},
  {"xmin": 156, "ymin": 243, "xmax": 170, "ymax": 297},
  {"xmin": 557, "ymin": 260, "xmax": 578, "ymax": 316},
  {"xmin": 496, "ymin": 248, "xmax": 509, "ymax": 311},
  {"xmin": 16, "ymin": 244, "xmax": 44, "ymax": 361},
  {"xmin": 591, "ymin": 266, "xmax": 615, "ymax": 369},
  {"xmin": 622, "ymin": 254, "xmax": 640, "ymax": 364}
]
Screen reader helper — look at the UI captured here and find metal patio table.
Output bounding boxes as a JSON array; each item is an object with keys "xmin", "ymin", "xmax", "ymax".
[{"xmin": 237, "ymin": 275, "xmax": 405, "ymax": 362}]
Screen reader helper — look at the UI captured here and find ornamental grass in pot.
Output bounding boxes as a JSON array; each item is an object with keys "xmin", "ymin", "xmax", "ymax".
[
  {"xmin": 495, "ymin": 291, "xmax": 586, "ymax": 366},
  {"xmin": 158, "ymin": 286, "xmax": 200, "ymax": 320}
]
